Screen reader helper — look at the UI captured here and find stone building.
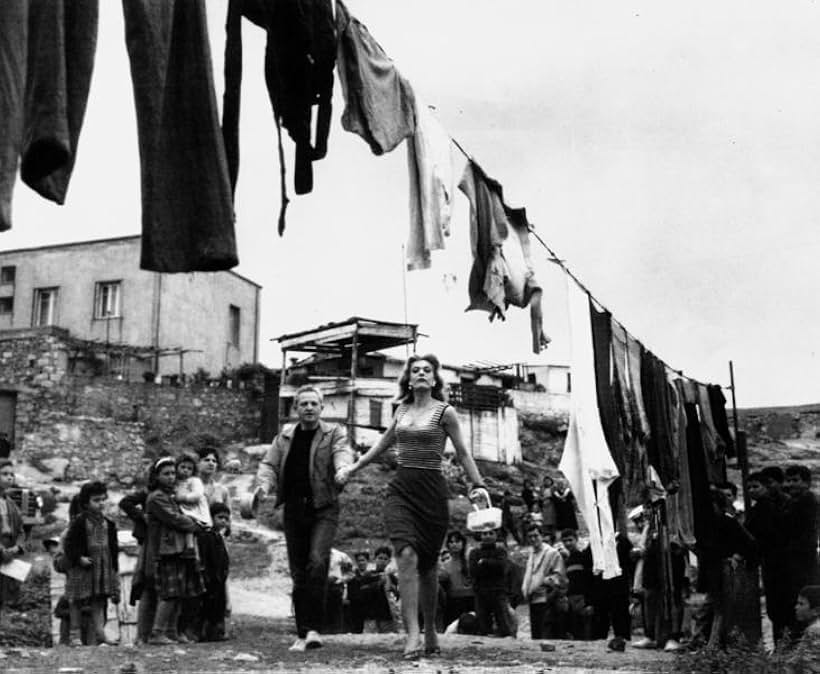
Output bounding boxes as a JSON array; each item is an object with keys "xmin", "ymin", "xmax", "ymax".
[{"xmin": 0, "ymin": 235, "xmax": 260, "ymax": 380}]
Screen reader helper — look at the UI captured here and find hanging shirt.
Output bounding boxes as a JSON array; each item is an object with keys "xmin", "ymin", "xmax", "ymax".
[
  {"xmin": 222, "ymin": 0, "xmax": 336, "ymax": 234},
  {"xmin": 0, "ymin": 0, "xmax": 26, "ymax": 232},
  {"xmin": 696, "ymin": 383, "xmax": 725, "ymax": 483},
  {"xmin": 406, "ymin": 98, "xmax": 454, "ymax": 271},
  {"xmin": 559, "ymin": 281, "xmax": 621, "ymax": 580},
  {"xmin": 458, "ymin": 161, "xmax": 550, "ymax": 353},
  {"xmin": 123, "ymin": 0, "xmax": 237, "ymax": 273},
  {"xmin": 335, "ymin": 0, "xmax": 416, "ymax": 155}
]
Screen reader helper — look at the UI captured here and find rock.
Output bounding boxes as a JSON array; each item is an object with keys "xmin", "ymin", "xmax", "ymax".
[
  {"xmin": 40, "ymin": 457, "xmax": 70, "ymax": 480},
  {"xmin": 233, "ymin": 653, "xmax": 260, "ymax": 662}
]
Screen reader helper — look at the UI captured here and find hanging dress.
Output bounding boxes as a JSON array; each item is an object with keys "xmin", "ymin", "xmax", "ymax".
[{"xmin": 385, "ymin": 400, "xmax": 451, "ymax": 574}]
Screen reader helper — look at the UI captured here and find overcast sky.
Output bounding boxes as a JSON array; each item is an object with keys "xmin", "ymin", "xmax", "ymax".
[{"xmin": 3, "ymin": 0, "xmax": 818, "ymax": 407}]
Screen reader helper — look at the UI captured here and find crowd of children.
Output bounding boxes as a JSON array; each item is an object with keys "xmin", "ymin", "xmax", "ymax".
[{"xmin": 2, "ymin": 454, "xmax": 818, "ymax": 652}]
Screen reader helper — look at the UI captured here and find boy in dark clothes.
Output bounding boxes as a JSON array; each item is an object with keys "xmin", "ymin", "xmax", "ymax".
[
  {"xmin": 346, "ymin": 551, "xmax": 370, "ymax": 633},
  {"xmin": 746, "ymin": 470, "xmax": 791, "ymax": 644},
  {"xmin": 560, "ymin": 529, "xmax": 594, "ymax": 640},
  {"xmin": 197, "ymin": 502, "xmax": 231, "ymax": 641},
  {"xmin": 468, "ymin": 528, "xmax": 515, "ymax": 637},
  {"xmin": 784, "ymin": 465, "xmax": 820, "ymax": 633},
  {"xmin": 591, "ymin": 531, "xmax": 633, "ymax": 642},
  {"xmin": 360, "ymin": 546, "xmax": 395, "ymax": 633}
]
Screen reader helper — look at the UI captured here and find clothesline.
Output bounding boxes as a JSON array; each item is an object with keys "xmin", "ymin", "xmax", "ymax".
[{"xmin": 446, "ymin": 126, "xmax": 729, "ymax": 392}]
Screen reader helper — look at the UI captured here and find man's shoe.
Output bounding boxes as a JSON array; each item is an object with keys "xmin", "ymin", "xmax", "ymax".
[
  {"xmin": 148, "ymin": 635, "xmax": 176, "ymax": 646},
  {"xmin": 305, "ymin": 630, "xmax": 323, "ymax": 649},
  {"xmin": 633, "ymin": 637, "xmax": 657, "ymax": 649},
  {"xmin": 288, "ymin": 638, "xmax": 307, "ymax": 652},
  {"xmin": 664, "ymin": 639, "xmax": 684, "ymax": 652}
]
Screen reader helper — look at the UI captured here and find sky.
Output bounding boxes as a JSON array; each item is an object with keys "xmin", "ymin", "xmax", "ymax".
[{"xmin": 2, "ymin": 0, "xmax": 819, "ymax": 408}]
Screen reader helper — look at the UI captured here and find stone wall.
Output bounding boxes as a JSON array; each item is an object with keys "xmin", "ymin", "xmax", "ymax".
[{"xmin": 0, "ymin": 327, "xmax": 262, "ymax": 483}]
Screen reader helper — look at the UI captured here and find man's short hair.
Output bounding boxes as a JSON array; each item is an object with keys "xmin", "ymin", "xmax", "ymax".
[
  {"xmin": 761, "ymin": 466, "xmax": 784, "ymax": 484},
  {"xmin": 374, "ymin": 545, "xmax": 392, "ymax": 558},
  {"xmin": 294, "ymin": 385, "xmax": 323, "ymax": 404},
  {"xmin": 561, "ymin": 528, "xmax": 578, "ymax": 540},
  {"xmin": 525, "ymin": 524, "xmax": 542, "ymax": 537},
  {"xmin": 354, "ymin": 550, "xmax": 370, "ymax": 561},
  {"xmin": 747, "ymin": 471, "xmax": 766, "ymax": 485},
  {"xmin": 785, "ymin": 464, "xmax": 811, "ymax": 483}
]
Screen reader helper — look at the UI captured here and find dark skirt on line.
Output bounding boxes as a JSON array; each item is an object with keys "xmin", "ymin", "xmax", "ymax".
[{"xmin": 385, "ymin": 467, "xmax": 449, "ymax": 574}]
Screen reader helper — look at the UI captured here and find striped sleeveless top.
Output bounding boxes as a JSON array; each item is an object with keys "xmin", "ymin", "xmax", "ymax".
[{"xmin": 394, "ymin": 400, "xmax": 450, "ymax": 470}]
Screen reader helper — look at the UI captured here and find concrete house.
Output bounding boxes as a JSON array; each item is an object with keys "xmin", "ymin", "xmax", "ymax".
[{"xmin": 0, "ymin": 236, "xmax": 260, "ymax": 379}]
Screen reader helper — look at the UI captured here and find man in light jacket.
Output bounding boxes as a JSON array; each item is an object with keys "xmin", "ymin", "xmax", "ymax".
[
  {"xmin": 522, "ymin": 524, "xmax": 567, "ymax": 640},
  {"xmin": 254, "ymin": 385, "xmax": 353, "ymax": 652}
]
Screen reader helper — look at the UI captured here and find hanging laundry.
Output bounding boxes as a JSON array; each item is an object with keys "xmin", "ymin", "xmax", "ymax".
[
  {"xmin": 21, "ymin": 0, "xmax": 98, "ymax": 204},
  {"xmin": 707, "ymin": 384, "xmax": 735, "ymax": 458},
  {"xmin": 0, "ymin": 0, "xmax": 97, "ymax": 232},
  {"xmin": 223, "ymin": 0, "xmax": 336, "ymax": 236},
  {"xmin": 458, "ymin": 160, "xmax": 551, "ymax": 353},
  {"xmin": 589, "ymin": 301, "xmax": 628, "ymax": 532},
  {"xmin": 0, "ymin": 0, "xmax": 27, "ymax": 232},
  {"xmin": 335, "ymin": 0, "xmax": 415, "ymax": 155},
  {"xmin": 640, "ymin": 349, "xmax": 678, "ymax": 490},
  {"xmin": 696, "ymin": 383, "xmax": 726, "ymax": 484},
  {"xmin": 559, "ymin": 282, "xmax": 621, "ymax": 580},
  {"xmin": 684, "ymin": 401, "xmax": 714, "ymax": 545},
  {"xmin": 610, "ymin": 322, "xmax": 648, "ymax": 507},
  {"xmin": 406, "ymin": 99, "xmax": 453, "ymax": 271},
  {"xmin": 625, "ymin": 335, "xmax": 652, "ymax": 439},
  {"xmin": 123, "ymin": 0, "xmax": 237, "ymax": 273},
  {"xmin": 666, "ymin": 374, "xmax": 696, "ymax": 547}
]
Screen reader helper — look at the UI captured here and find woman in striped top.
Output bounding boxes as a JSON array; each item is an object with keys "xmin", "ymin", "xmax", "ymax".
[{"xmin": 336, "ymin": 353, "xmax": 488, "ymax": 660}]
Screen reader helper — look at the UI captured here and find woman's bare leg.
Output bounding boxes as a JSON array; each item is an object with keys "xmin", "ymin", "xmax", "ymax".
[
  {"xmin": 396, "ymin": 546, "xmax": 421, "ymax": 654},
  {"xmin": 419, "ymin": 566, "xmax": 440, "ymax": 651}
]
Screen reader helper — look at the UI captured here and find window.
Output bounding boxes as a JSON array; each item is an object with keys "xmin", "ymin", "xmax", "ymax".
[
  {"xmin": 369, "ymin": 399, "xmax": 383, "ymax": 427},
  {"xmin": 94, "ymin": 281, "xmax": 121, "ymax": 319},
  {"xmin": 0, "ymin": 266, "xmax": 15, "ymax": 284},
  {"xmin": 0, "ymin": 297, "xmax": 12, "ymax": 314},
  {"xmin": 229, "ymin": 305, "xmax": 240, "ymax": 346},
  {"xmin": 33, "ymin": 287, "xmax": 58, "ymax": 326}
]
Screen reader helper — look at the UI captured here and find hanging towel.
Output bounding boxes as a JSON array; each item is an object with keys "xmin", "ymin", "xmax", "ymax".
[
  {"xmin": 0, "ymin": 0, "xmax": 28, "ymax": 232},
  {"xmin": 21, "ymin": 0, "xmax": 98, "ymax": 204},
  {"xmin": 123, "ymin": 0, "xmax": 237, "ymax": 273},
  {"xmin": 0, "ymin": 0, "xmax": 97, "ymax": 231},
  {"xmin": 670, "ymin": 377, "xmax": 696, "ymax": 547},
  {"xmin": 611, "ymin": 321, "xmax": 648, "ymax": 507},
  {"xmin": 696, "ymin": 383, "xmax": 725, "ymax": 484},
  {"xmin": 406, "ymin": 99, "xmax": 453, "ymax": 270},
  {"xmin": 559, "ymin": 282, "xmax": 621, "ymax": 580},
  {"xmin": 589, "ymin": 301, "xmax": 628, "ymax": 532},
  {"xmin": 222, "ymin": 0, "xmax": 336, "ymax": 235},
  {"xmin": 707, "ymin": 385, "xmax": 735, "ymax": 458},
  {"xmin": 640, "ymin": 350, "xmax": 678, "ymax": 489},
  {"xmin": 625, "ymin": 335, "xmax": 652, "ymax": 439},
  {"xmin": 458, "ymin": 161, "xmax": 550, "ymax": 353},
  {"xmin": 335, "ymin": 0, "xmax": 415, "ymax": 155}
]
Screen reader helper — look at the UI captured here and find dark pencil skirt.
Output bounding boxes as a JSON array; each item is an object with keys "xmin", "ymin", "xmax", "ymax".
[{"xmin": 385, "ymin": 467, "xmax": 449, "ymax": 574}]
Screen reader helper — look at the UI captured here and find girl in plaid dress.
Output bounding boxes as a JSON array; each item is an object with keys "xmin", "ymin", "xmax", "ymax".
[
  {"xmin": 0, "ymin": 460, "xmax": 25, "ymax": 617},
  {"xmin": 63, "ymin": 481, "xmax": 121, "ymax": 646},
  {"xmin": 145, "ymin": 457, "xmax": 204, "ymax": 645}
]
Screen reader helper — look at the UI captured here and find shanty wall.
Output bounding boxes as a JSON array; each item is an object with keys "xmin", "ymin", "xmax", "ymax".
[{"xmin": 0, "ymin": 328, "xmax": 261, "ymax": 484}]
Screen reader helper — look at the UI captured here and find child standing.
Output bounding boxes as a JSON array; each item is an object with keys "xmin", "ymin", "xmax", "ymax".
[
  {"xmin": 63, "ymin": 481, "xmax": 120, "ymax": 646},
  {"xmin": 145, "ymin": 456, "xmax": 204, "ymax": 645},
  {"xmin": 0, "ymin": 460, "xmax": 25, "ymax": 619},
  {"xmin": 197, "ymin": 502, "xmax": 231, "ymax": 641},
  {"xmin": 560, "ymin": 529, "xmax": 594, "ymax": 640},
  {"xmin": 468, "ymin": 528, "xmax": 515, "ymax": 637}
]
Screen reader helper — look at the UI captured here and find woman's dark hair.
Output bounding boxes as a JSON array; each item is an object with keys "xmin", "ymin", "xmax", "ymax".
[
  {"xmin": 445, "ymin": 530, "xmax": 469, "ymax": 574},
  {"xmin": 148, "ymin": 456, "xmax": 176, "ymax": 491},
  {"xmin": 196, "ymin": 445, "xmax": 222, "ymax": 470},
  {"xmin": 78, "ymin": 481, "xmax": 107, "ymax": 509},
  {"xmin": 396, "ymin": 353, "xmax": 446, "ymax": 403}
]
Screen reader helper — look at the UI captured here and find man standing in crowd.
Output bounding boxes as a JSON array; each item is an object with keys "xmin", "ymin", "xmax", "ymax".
[
  {"xmin": 254, "ymin": 385, "xmax": 353, "ymax": 652},
  {"xmin": 784, "ymin": 464, "xmax": 820, "ymax": 633}
]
